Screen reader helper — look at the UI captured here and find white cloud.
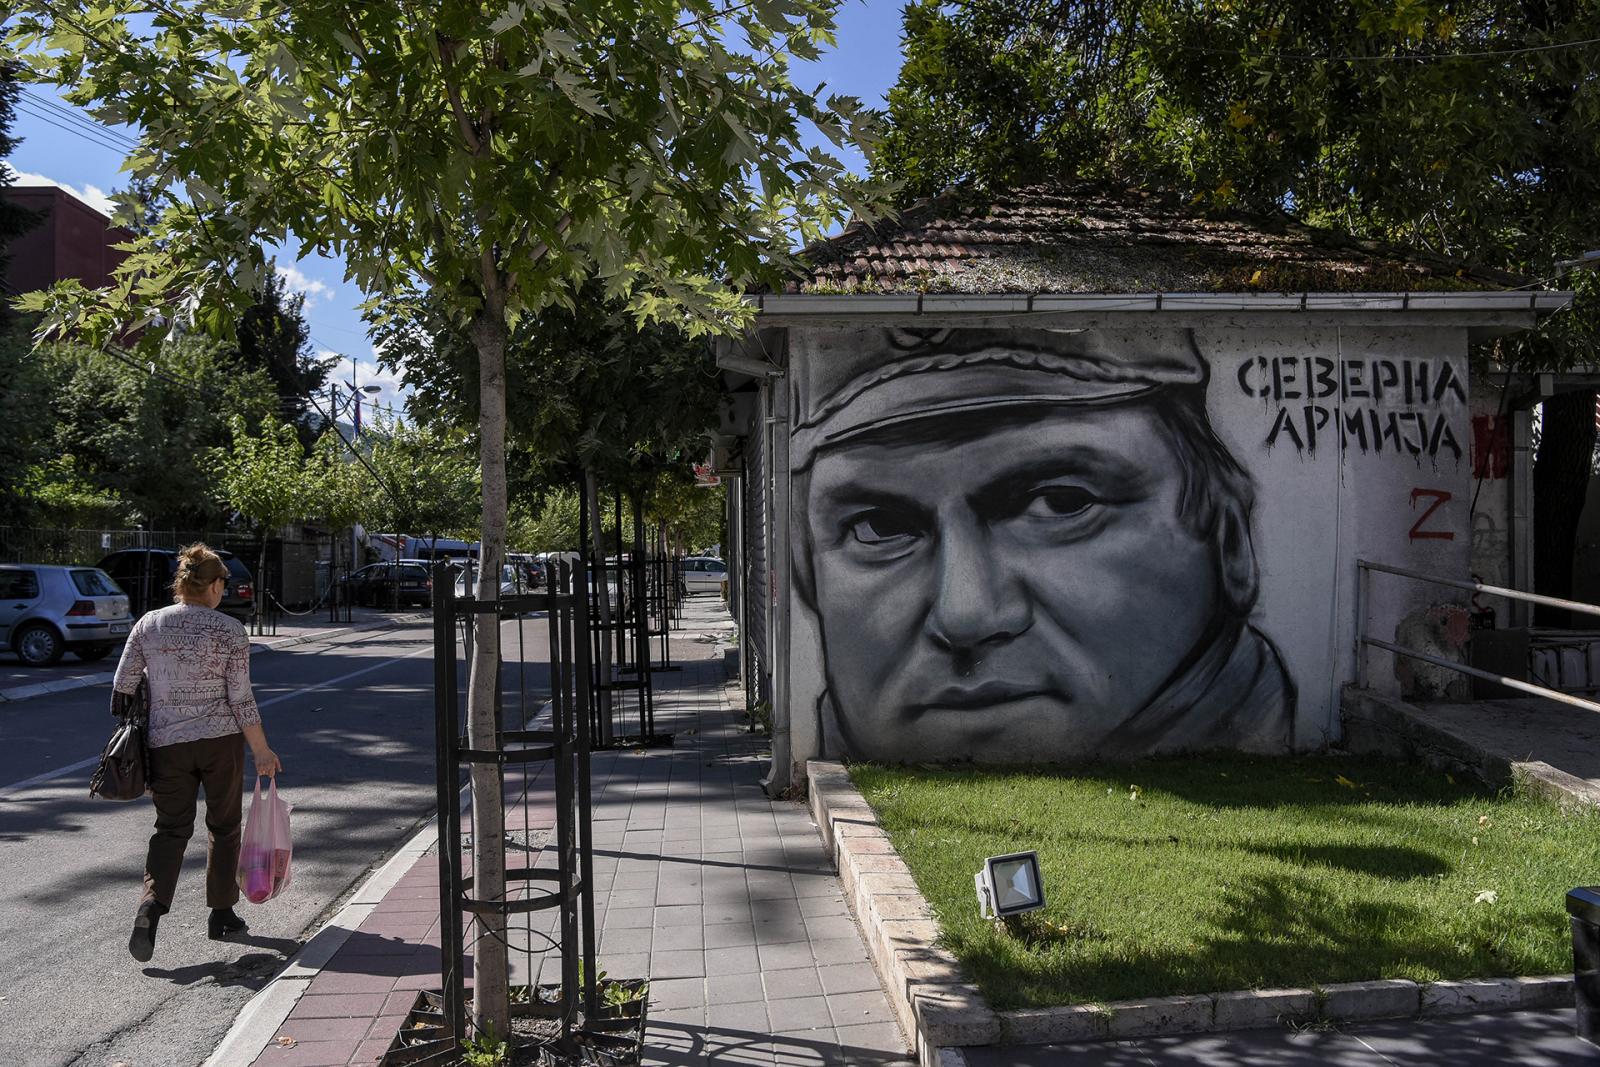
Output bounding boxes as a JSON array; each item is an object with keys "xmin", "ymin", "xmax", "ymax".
[
  {"xmin": 4, "ymin": 166, "xmax": 115, "ymax": 217},
  {"xmin": 275, "ymin": 263, "xmax": 335, "ymax": 308}
]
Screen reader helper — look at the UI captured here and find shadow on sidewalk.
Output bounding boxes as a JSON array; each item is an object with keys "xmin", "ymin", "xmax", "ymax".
[
  {"xmin": 142, "ymin": 936, "xmax": 301, "ymax": 988},
  {"xmin": 641, "ymin": 1021, "xmax": 906, "ymax": 1066}
]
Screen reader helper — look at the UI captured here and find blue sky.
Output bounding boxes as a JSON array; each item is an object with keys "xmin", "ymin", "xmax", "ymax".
[{"xmin": 4, "ymin": 0, "xmax": 907, "ymax": 416}]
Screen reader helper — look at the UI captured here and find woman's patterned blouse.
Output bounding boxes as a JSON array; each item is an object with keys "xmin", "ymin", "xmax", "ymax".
[{"xmin": 111, "ymin": 603, "xmax": 262, "ymax": 748}]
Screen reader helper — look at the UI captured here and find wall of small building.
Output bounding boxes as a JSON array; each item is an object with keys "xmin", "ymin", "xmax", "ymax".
[
  {"xmin": 765, "ymin": 321, "xmax": 1476, "ymax": 779},
  {"xmin": 2, "ymin": 186, "xmax": 130, "ymax": 295}
]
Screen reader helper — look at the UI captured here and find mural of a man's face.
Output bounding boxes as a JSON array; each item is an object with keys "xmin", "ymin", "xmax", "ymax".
[{"xmin": 804, "ymin": 403, "xmax": 1224, "ymax": 763}]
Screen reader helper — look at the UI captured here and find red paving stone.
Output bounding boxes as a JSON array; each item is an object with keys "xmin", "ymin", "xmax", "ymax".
[
  {"xmin": 250, "ymin": 1037, "xmax": 363, "ymax": 1067},
  {"xmin": 290, "ymin": 992, "xmax": 391, "ymax": 1019}
]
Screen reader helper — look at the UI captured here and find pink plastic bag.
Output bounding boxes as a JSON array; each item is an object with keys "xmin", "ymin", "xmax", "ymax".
[{"xmin": 238, "ymin": 776, "xmax": 293, "ymax": 904}]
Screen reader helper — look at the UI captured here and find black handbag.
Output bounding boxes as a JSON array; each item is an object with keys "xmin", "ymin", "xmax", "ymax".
[{"xmin": 90, "ymin": 677, "xmax": 149, "ymax": 801}]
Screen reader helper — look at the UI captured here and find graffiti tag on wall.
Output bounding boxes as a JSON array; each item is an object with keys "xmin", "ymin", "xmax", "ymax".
[{"xmin": 1237, "ymin": 356, "xmax": 1466, "ymax": 460}]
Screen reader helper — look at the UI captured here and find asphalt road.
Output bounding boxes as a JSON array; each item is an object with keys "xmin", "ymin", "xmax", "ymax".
[{"xmin": 0, "ymin": 614, "xmax": 551, "ymax": 1067}]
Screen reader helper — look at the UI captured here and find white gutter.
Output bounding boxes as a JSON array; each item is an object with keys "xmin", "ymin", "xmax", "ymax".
[{"xmin": 747, "ymin": 290, "xmax": 1573, "ymax": 316}]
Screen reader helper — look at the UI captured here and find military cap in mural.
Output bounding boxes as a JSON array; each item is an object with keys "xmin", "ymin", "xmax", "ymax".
[{"xmin": 791, "ymin": 326, "xmax": 1296, "ymax": 764}]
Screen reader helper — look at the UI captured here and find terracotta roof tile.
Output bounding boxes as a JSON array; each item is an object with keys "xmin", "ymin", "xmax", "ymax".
[{"xmin": 771, "ymin": 182, "xmax": 1529, "ymax": 295}]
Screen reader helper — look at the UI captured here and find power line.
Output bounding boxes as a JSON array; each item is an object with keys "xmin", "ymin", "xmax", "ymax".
[
  {"xmin": 21, "ymin": 87, "xmax": 139, "ymax": 149},
  {"xmin": 13, "ymin": 98, "xmax": 133, "ymax": 154}
]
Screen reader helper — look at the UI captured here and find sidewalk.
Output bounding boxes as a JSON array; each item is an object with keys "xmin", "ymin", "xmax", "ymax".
[
  {"xmin": 212, "ymin": 597, "xmax": 913, "ymax": 1067},
  {"xmin": 961, "ymin": 1008, "xmax": 1597, "ymax": 1065},
  {"xmin": 0, "ymin": 607, "xmax": 425, "ymax": 704}
]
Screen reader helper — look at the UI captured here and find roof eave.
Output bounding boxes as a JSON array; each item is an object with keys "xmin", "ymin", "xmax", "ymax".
[{"xmin": 751, "ymin": 290, "xmax": 1570, "ymax": 316}]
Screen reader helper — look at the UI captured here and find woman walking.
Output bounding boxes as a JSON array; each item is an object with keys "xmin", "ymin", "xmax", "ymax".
[{"xmin": 110, "ymin": 543, "xmax": 283, "ymax": 962}]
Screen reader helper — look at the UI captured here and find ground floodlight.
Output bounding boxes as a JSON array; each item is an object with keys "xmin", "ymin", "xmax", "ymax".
[{"xmin": 975, "ymin": 851, "xmax": 1045, "ymax": 920}]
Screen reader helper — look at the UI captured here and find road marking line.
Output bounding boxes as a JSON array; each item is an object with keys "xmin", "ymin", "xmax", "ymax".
[
  {"xmin": 257, "ymin": 645, "xmax": 429, "ymax": 708},
  {"xmin": 0, "ymin": 645, "xmax": 431, "ymax": 798},
  {"xmin": 0, "ymin": 755, "xmax": 101, "ymax": 798}
]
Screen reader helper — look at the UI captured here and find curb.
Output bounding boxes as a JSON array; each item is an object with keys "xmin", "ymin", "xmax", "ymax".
[
  {"xmin": 1341, "ymin": 686, "xmax": 1600, "ymax": 810},
  {"xmin": 202, "ymin": 818, "xmax": 439, "ymax": 1067},
  {"xmin": 0, "ymin": 614, "xmax": 426, "ymax": 705},
  {"xmin": 805, "ymin": 759, "xmax": 1576, "ymax": 1063}
]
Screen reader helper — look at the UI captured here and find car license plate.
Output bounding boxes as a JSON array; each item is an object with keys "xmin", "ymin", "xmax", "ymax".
[{"xmin": 110, "ymin": 623, "xmax": 130, "ymax": 635}]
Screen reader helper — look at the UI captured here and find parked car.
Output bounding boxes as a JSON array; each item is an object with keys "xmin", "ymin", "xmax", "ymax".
[
  {"xmin": 507, "ymin": 553, "xmax": 546, "ymax": 588},
  {"xmin": 98, "ymin": 547, "xmax": 255, "ymax": 621},
  {"xmin": 0, "ymin": 564, "xmax": 133, "ymax": 665},
  {"xmin": 453, "ymin": 562, "xmax": 537, "ymax": 600},
  {"xmin": 337, "ymin": 561, "xmax": 433, "ymax": 609},
  {"xmin": 680, "ymin": 556, "xmax": 728, "ymax": 594}
]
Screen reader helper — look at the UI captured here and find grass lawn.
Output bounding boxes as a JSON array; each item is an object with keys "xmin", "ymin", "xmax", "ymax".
[{"xmin": 849, "ymin": 756, "xmax": 1600, "ymax": 1011}]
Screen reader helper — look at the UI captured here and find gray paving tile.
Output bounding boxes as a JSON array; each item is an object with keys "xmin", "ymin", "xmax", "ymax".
[
  {"xmin": 768, "ymin": 995, "xmax": 835, "ymax": 1032},
  {"xmin": 654, "ymin": 904, "xmax": 704, "ymax": 927},
  {"xmin": 706, "ymin": 972, "xmax": 766, "ymax": 1005},
  {"xmin": 791, "ymin": 874, "xmax": 842, "ymax": 898},
  {"xmin": 649, "ymin": 1004, "xmax": 707, "ymax": 1028},
  {"xmin": 652, "ymin": 924, "xmax": 705, "ymax": 951},
  {"xmin": 758, "ymin": 942, "xmax": 817, "ymax": 974},
  {"xmin": 703, "ymin": 923, "xmax": 758, "ymax": 949},
  {"xmin": 762, "ymin": 966, "xmax": 824, "ymax": 1001},
  {"xmin": 596, "ymin": 951, "xmax": 651, "ymax": 978},
  {"xmin": 605, "ymin": 888, "xmax": 657, "ymax": 910},
  {"xmin": 825, "ymin": 989, "xmax": 897, "ymax": 1028},
  {"xmin": 657, "ymin": 882, "xmax": 703, "ymax": 906},
  {"xmin": 810, "ymin": 936, "xmax": 869, "ymax": 965},
  {"xmin": 798, "ymin": 894, "xmax": 850, "ymax": 919},
  {"xmin": 834, "ymin": 1021, "xmax": 908, "ymax": 1056},
  {"xmin": 817, "ymin": 962, "xmax": 882, "ymax": 996},
  {"xmin": 647, "ymin": 976, "xmax": 706, "ymax": 1010},
  {"xmin": 598, "ymin": 927, "xmax": 652, "ymax": 953},
  {"xmin": 802, "ymin": 914, "xmax": 862, "ymax": 942},
  {"xmin": 754, "ymin": 918, "xmax": 810, "ymax": 946},
  {"xmin": 705, "ymin": 945, "xmax": 761, "ymax": 975},
  {"xmin": 705, "ymin": 902, "xmax": 755, "ymax": 925},
  {"xmin": 771, "ymin": 1035, "xmax": 836, "ymax": 1066},
  {"xmin": 707, "ymin": 998, "xmax": 772, "ymax": 1033},
  {"xmin": 650, "ymin": 948, "xmax": 706, "ymax": 978},
  {"xmin": 1339, "ymin": 1009, "xmax": 1597, "ymax": 1065},
  {"xmin": 604, "ymin": 906, "xmax": 655, "ymax": 930}
]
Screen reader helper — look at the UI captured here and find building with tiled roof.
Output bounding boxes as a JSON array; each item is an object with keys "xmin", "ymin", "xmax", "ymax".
[{"xmin": 715, "ymin": 180, "xmax": 1571, "ymax": 792}]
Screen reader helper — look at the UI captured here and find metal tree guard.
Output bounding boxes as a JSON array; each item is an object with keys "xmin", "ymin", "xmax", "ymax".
[
  {"xmin": 421, "ymin": 559, "xmax": 599, "ymax": 1063},
  {"xmin": 577, "ymin": 479, "xmax": 662, "ymax": 747}
]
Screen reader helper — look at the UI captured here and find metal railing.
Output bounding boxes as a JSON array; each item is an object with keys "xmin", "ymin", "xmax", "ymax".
[{"xmin": 1356, "ymin": 559, "xmax": 1600, "ymax": 714}]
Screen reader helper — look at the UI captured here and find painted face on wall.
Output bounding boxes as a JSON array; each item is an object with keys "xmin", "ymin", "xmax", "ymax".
[{"xmin": 804, "ymin": 403, "xmax": 1226, "ymax": 762}]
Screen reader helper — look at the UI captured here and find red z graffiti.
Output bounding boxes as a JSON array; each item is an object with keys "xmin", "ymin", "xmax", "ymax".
[{"xmin": 1408, "ymin": 489, "xmax": 1455, "ymax": 541}]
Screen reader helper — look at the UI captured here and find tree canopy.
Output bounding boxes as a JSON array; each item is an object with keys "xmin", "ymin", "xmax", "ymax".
[{"xmin": 878, "ymin": 0, "xmax": 1600, "ymax": 284}]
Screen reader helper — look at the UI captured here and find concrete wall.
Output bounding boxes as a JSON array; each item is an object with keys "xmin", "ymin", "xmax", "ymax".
[{"xmin": 781, "ymin": 324, "xmax": 1473, "ymax": 766}]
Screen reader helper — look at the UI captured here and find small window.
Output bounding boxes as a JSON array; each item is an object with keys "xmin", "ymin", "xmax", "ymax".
[
  {"xmin": 707, "ymin": 561, "xmax": 726, "ymax": 574},
  {"xmin": 0, "ymin": 570, "xmax": 40, "ymax": 600},
  {"xmin": 71, "ymin": 569, "xmax": 121, "ymax": 596}
]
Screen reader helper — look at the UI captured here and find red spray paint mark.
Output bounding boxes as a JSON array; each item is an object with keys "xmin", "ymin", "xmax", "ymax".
[
  {"xmin": 1471, "ymin": 414, "xmax": 1510, "ymax": 479},
  {"xmin": 1409, "ymin": 489, "xmax": 1455, "ymax": 541}
]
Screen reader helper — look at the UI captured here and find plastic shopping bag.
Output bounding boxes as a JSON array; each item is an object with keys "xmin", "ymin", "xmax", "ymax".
[{"xmin": 238, "ymin": 776, "xmax": 293, "ymax": 904}]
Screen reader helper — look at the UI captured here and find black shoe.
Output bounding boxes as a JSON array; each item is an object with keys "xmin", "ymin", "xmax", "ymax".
[
  {"xmin": 208, "ymin": 907, "xmax": 248, "ymax": 941},
  {"xmin": 128, "ymin": 900, "xmax": 167, "ymax": 962}
]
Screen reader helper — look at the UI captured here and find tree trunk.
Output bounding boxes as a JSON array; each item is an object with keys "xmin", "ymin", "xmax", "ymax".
[
  {"xmin": 586, "ymin": 468, "xmax": 615, "ymax": 745},
  {"xmin": 1534, "ymin": 390, "xmax": 1596, "ymax": 626},
  {"xmin": 467, "ymin": 311, "xmax": 510, "ymax": 1039}
]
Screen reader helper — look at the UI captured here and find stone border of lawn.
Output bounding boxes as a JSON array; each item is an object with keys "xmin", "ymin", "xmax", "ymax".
[{"xmin": 805, "ymin": 759, "xmax": 1574, "ymax": 1067}]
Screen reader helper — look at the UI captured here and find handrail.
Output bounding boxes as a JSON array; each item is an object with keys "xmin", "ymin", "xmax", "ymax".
[
  {"xmin": 1354, "ymin": 558, "xmax": 1600, "ymax": 715},
  {"xmin": 1357, "ymin": 559, "xmax": 1600, "ymax": 620}
]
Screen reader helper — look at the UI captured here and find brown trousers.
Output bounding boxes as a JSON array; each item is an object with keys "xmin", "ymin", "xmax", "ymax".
[{"xmin": 143, "ymin": 732, "xmax": 245, "ymax": 909}]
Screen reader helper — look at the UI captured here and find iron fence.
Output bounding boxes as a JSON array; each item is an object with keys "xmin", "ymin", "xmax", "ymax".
[{"xmin": 426, "ymin": 558, "xmax": 599, "ymax": 1063}]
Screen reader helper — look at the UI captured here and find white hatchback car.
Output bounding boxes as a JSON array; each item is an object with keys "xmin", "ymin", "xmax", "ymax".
[
  {"xmin": 1, "ymin": 564, "xmax": 133, "ymax": 666},
  {"xmin": 680, "ymin": 556, "xmax": 727, "ymax": 594}
]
